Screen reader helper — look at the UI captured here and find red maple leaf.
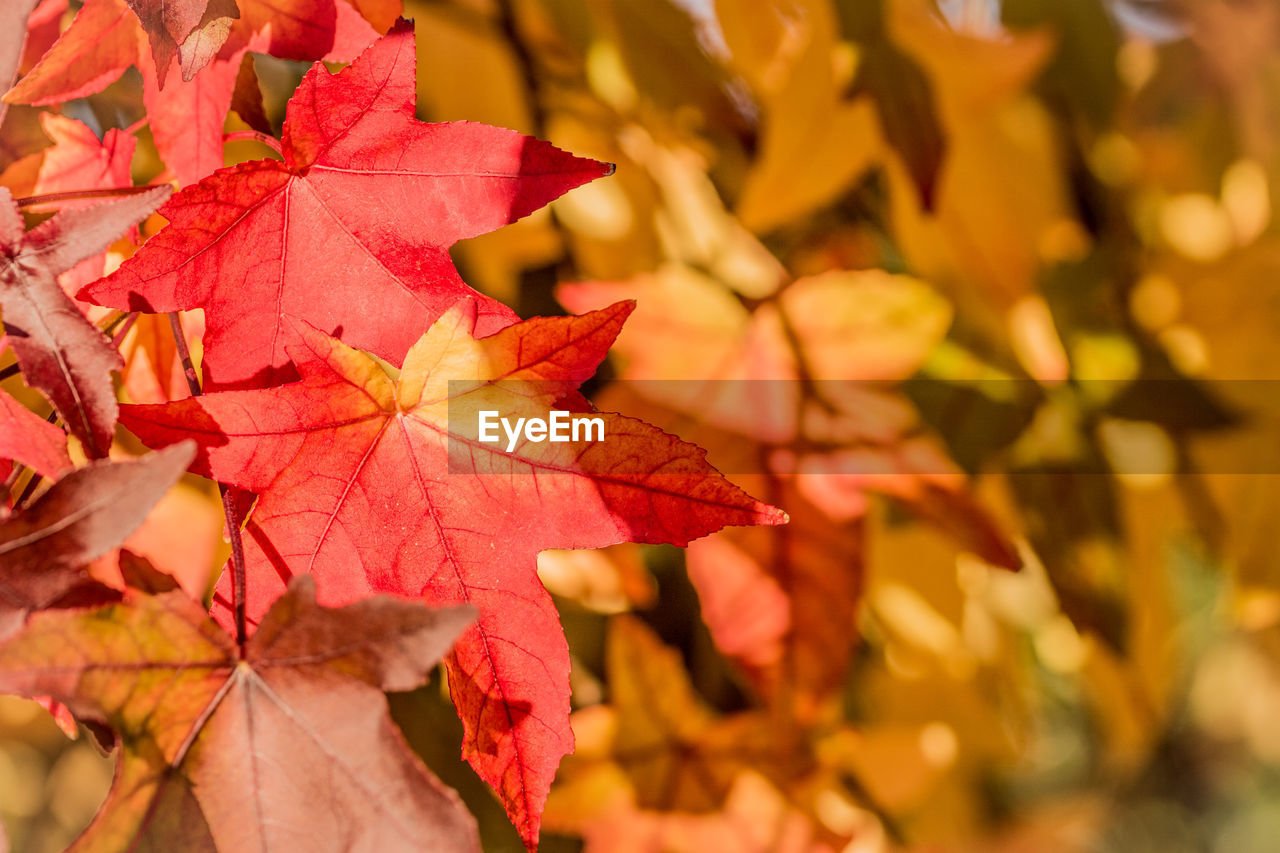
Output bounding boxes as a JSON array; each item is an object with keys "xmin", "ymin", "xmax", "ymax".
[
  {"xmin": 4, "ymin": 0, "xmax": 385, "ymax": 186},
  {"xmin": 0, "ymin": 184, "xmax": 171, "ymax": 456},
  {"xmin": 3, "ymin": 0, "xmax": 139, "ymax": 106},
  {"xmin": 6, "ymin": 0, "xmax": 385, "ymax": 101},
  {"xmin": 140, "ymin": 43, "xmax": 255, "ymax": 186},
  {"xmin": 0, "ymin": 0, "xmax": 41, "ymax": 129},
  {"xmin": 0, "ymin": 443, "xmax": 194, "ymax": 639},
  {"xmin": 81, "ymin": 23, "xmax": 611, "ymax": 390},
  {"xmin": 124, "ymin": 0, "xmax": 239, "ymax": 82},
  {"xmin": 119, "ymin": 302, "xmax": 786, "ymax": 848},
  {"xmin": 19, "ymin": 0, "xmax": 68, "ymax": 77},
  {"xmin": 0, "ymin": 574, "xmax": 481, "ymax": 851},
  {"xmin": 6, "ymin": 112, "xmax": 139, "ymax": 293},
  {"xmin": 0, "ymin": 388, "xmax": 70, "ymax": 480}
]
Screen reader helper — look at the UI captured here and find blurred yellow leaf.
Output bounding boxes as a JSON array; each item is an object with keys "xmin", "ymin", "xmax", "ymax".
[{"xmin": 718, "ymin": 0, "xmax": 881, "ymax": 232}]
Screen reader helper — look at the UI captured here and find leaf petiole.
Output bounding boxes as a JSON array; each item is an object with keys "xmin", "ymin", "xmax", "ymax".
[
  {"xmin": 15, "ymin": 185, "xmax": 169, "ymax": 210},
  {"xmin": 223, "ymin": 130, "xmax": 283, "ymax": 155},
  {"xmin": 109, "ymin": 313, "xmax": 139, "ymax": 348},
  {"xmin": 166, "ymin": 312, "xmax": 250, "ymax": 649}
]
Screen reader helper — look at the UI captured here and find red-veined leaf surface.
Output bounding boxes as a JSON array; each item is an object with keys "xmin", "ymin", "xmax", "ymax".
[
  {"xmin": 18, "ymin": 0, "xmax": 66, "ymax": 76},
  {"xmin": 0, "ymin": 184, "xmax": 171, "ymax": 456},
  {"xmin": 82, "ymin": 22, "xmax": 610, "ymax": 390},
  {"xmin": 4, "ymin": 0, "xmax": 142, "ymax": 107},
  {"xmin": 4, "ymin": 0, "xmax": 383, "ymax": 185},
  {"xmin": 9, "ymin": 112, "xmax": 139, "ymax": 294},
  {"xmin": 141, "ymin": 46, "xmax": 251, "ymax": 186},
  {"xmin": 120, "ymin": 302, "xmax": 786, "ymax": 848}
]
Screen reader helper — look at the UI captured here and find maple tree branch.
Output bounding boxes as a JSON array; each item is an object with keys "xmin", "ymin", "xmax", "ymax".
[
  {"xmin": 15, "ymin": 185, "xmax": 167, "ymax": 210},
  {"xmin": 166, "ymin": 312, "xmax": 250, "ymax": 648},
  {"xmin": 0, "ymin": 362, "xmax": 17, "ymax": 382}
]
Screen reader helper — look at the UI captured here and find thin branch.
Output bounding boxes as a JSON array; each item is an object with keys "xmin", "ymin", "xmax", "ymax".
[{"xmin": 167, "ymin": 312, "xmax": 250, "ymax": 649}]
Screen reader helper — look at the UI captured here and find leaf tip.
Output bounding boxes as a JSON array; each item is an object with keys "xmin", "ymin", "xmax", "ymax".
[
  {"xmin": 599, "ymin": 299, "xmax": 637, "ymax": 326},
  {"xmin": 158, "ymin": 438, "xmax": 198, "ymax": 471}
]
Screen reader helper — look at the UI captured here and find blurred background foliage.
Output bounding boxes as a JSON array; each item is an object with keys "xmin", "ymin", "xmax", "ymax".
[{"xmin": 6, "ymin": 0, "xmax": 1280, "ymax": 850}]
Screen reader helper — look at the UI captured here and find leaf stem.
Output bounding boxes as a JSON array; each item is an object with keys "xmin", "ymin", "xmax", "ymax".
[
  {"xmin": 170, "ymin": 313, "xmax": 202, "ymax": 398},
  {"xmin": 98, "ymin": 310, "xmax": 128, "ymax": 333},
  {"xmin": 110, "ymin": 312, "xmax": 140, "ymax": 348},
  {"xmin": 166, "ymin": 312, "xmax": 249, "ymax": 648},
  {"xmin": 3, "ymin": 463, "xmax": 23, "ymax": 496},
  {"xmin": 0, "ymin": 363, "xmax": 17, "ymax": 382},
  {"xmin": 14, "ymin": 471, "xmax": 43, "ymax": 508},
  {"xmin": 223, "ymin": 130, "xmax": 283, "ymax": 155},
  {"xmin": 12, "ymin": 411, "xmax": 60, "ymax": 509},
  {"xmin": 15, "ymin": 185, "xmax": 167, "ymax": 210}
]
